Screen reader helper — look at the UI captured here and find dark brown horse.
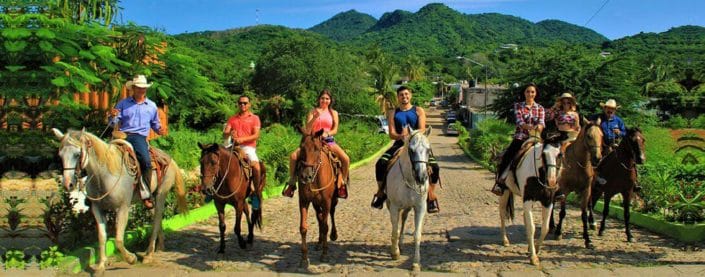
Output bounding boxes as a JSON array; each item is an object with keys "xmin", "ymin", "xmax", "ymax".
[
  {"xmin": 296, "ymin": 127, "xmax": 340, "ymax": 268},
  {"xmin": 551, "ymin": 120, "xmax": 603, "ymax": 249},
  {"xmin": 198, "ymin": 143, "xmax": 266, "ymax": 253},
  {"xmin": 589, "ymin": 128, "xmax": 645, "ymax": 242}
]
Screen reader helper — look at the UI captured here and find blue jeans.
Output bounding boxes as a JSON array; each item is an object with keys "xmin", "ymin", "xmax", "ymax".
[{"xmin": 126, "ymin": 134, "xmax": 151, "ymax": 174}]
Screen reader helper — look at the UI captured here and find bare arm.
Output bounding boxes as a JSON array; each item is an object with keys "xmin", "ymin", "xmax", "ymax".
[
  {"xmin": 416, "ymin": 106, "xmax": 427, "ymax": 133},
  {"xmin": 304, "ymin": 109, "xmax": 318, "ymax": 132},
  {"xmin": 387, "ymin": 110, "xmax": 403, "ymax": 140},
  {"xmin": 236, "ymin": 126, "xmax": 260, "ymax": 145}
]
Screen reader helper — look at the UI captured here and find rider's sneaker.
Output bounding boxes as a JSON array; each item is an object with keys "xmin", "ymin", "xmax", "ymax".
[
  {"xmin": 371, "ymin": 194, "xmax": 386, "ymax": 209},
  {"xmin": 282, "ymin": 185, "xmax": 296, "ymax": 198},
  {"xmin": 491, "ymin": 183, "xmax": 504, "ymax": 196},
  {"xmin": 427, "ymin": 199, "xmax": 439, "ymax": 213},
  {"xmin": 596, "ymin": 176, "xmax": 607, "ymax": 186}
]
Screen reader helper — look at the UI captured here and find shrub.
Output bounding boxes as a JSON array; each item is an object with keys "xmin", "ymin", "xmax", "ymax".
[{"xmin": 464, "ymin": 119, "xmax": 513, "ymax": 172}]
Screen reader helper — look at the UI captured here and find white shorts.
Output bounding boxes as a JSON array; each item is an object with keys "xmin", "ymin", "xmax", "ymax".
[{"xmin": 240, "ymin": 146, "xmax": 259, "ymax": 162}]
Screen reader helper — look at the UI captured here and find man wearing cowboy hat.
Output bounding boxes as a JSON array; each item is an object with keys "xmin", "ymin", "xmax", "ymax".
[
  {"xmin": 110, "ymin": 75, "xmax": 165, "ymax": 209},
  {"xmin": 591, "ymin": 99, "xmax": 630, "ymax": 187}
]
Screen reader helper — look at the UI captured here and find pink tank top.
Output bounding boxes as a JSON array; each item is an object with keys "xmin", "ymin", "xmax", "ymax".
[{"xmin": 312, "ymin": 109, "xmax": 333, "ymax": 132}]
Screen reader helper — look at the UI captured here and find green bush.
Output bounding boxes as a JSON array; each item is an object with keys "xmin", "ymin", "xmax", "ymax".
[
  {"xmin": 463, "ymin": 119, "xmax": 513, "ymax": 172},
  {"xmin": 666, "ymin": 115, "xmax": 689, "ymax": 129}
]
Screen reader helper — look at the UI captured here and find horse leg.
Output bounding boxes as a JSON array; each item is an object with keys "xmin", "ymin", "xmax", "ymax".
[
  {"xmin": 581, "ymin": 195, "xmax": 594, "ymax": 249},
  {"xmin": 537, "ymin": 203, "xmax": 553, "ymax": 253},
  {"xmin": 144, "ymin": 189, "xmax": 167, "ymax": 264},
  {"xmin": 216, "ymin": 202, "xmax": 226, "ymax": 253},
  {"xmin": 114, "ymin": 206, "xmax": 137, "ymax": 265},
  {"xmin": 498, "ymin": 191, "xmax": 511, "ymax": 246},
  {"xmin": 400, "ymin": 208, "xmax": 411, "ymax": 247},
  {"xmin": 315, "ymin": 208, "xmax": 325, "ymax": 250},
  {"xmin": 412, "ymin": 203, "xmax": 427, "ymax": 271},
  {"xmin": 90, "ymin": 205, "xmax": 108, "ymax": 274},
  {"xmin": 299, "ymin": 203, "xmax": 310, "ymax": 268},
  {"xmin": 157, "ymin": 229, "xmax": 165, "ymax": 251},
  {"xmin": 623, "ymin": 191, "xmax": 633, "ymax": 242},
  {"xmin": 329, "ymin": 198, "xmax": 338, "ymax": 241},
  {"xmin": 234, "ymin": 203, "xmax": 246, "ymax": 249},
  {"xmin": 389, "ymin": 204, "xmax": 401, "ymax": 260},
  {"xmin": 599, "ymin": 194, "xmax": 611, "ymax": 236},
  {"xmin": 523, "ymin": 201, "xmax": 539, "ymax": 266},
  {"xmin": 318, "ymin": 209, "xmax": 330, "ymax": 262},
  {"xmin": 244, "ymin": 204, "xmax": 254, "ymax": 244},
  {"xmin": 554, "ymin": 198, "xmax": 567, "ymax": 240}
]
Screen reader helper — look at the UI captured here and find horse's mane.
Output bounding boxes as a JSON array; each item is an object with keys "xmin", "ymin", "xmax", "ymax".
[{"xmin": 66, "ymin": 130, "xmax": 122, "ymax": 175}]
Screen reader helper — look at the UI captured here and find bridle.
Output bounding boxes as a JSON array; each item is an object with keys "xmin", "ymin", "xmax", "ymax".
[
  {"xmin": 60, "ymin": 134, "xmax": 124, "ymax": 201},
  {"xmin": 201, "ymin": 146, "xmax": 240, "ymax": 199}
]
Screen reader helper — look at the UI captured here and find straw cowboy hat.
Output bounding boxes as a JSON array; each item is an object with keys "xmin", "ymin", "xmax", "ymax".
[
  {"xmin": 599, "ymin": 99, "xmax": 620, "ymax": 109},
  {"xmin": 125, "ymin": 75, "xmax": 152, "ymax": 88},
  {"xmin": 558, "ymin": 92, "xmax": 577, "ymax": 106}
]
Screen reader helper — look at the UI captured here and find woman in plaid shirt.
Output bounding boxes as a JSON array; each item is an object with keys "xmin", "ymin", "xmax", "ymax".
[{"xmin": 491, "ymin": 83, "xmax": 545, "ymax": 196}]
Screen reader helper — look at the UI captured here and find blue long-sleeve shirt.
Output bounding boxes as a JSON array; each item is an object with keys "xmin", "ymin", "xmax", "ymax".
[
  {"xmin": 111, "ymin": 97, "xmax": 161, "ymax": 137},
  {"xmin": 591, "ymin": 113, "xmax": 626, "ymax": 145}
]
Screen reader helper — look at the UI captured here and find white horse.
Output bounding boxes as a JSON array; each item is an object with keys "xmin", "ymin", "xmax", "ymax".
[
  {"xmin": 498, "ymin": 139, "xmax": 561, "ymax": 266},
  {"xmin": 52, "ymin": 128, "xmax": 187, "ymax": 273},
  {"xmin": 385, "ymin": 126, "xmax": 432, "ymax": 271}
]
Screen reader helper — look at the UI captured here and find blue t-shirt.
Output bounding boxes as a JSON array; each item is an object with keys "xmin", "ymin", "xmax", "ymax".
[
  {"xmin": 111, "ymin": 97, "xmax": 161, "ymax": 137},
  {"xmin": 393, "ymin": 106, "xmax": 419, "ymax": 135},
  {"xmin": 591, "ymin": 113, "xmax": 626, "ymax": 144}
]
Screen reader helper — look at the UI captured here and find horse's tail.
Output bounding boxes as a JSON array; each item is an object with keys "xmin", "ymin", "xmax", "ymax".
[
  {"xmin": 173, "ymin": 163, "xmax": 188, "ymax": 214},
  {"xmin": 251, "ymin": 161, "xmax": 266, "ymax": 230},
  {"xmin": 505, "ymin": 191, "xmax": 515, "ymax": 222}
]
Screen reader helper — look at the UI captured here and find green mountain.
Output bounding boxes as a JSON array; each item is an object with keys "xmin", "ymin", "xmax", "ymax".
[
  {"xmin": 605, "ymin": 25, "xmax": 705, "ymax": 59},
  {"xmin": 308, "ymin": 9, "xmax": 377, "ymax": 41},
  {"xmin": 310, "ymin": 3, "xmax": 608, "ymax": 56}
]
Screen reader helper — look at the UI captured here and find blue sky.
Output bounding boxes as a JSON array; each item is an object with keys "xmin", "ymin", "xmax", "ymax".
[{"xmin": 119, "ymin": 0, "xmax": 704, "ymax": 40}]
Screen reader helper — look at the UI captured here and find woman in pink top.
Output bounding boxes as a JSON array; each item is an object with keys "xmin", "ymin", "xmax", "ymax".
[{"xmin": 282, "ymin": 89, "xmax": 350, "ymax": 198}]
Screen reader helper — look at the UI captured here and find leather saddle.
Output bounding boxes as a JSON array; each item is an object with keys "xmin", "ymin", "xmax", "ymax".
[{"xmin": 111, "ymin": 140, "xmax": 171, "ymax": 188}]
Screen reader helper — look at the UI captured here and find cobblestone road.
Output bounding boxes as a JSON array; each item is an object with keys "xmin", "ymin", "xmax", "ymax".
[{"xmin": 65, "ymin": 108, "xmax": 704, "ymax": 276}]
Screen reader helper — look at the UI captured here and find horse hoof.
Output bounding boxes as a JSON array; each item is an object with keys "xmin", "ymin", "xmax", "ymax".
[
  {"xmin": 502, "ymin": 239, "xmax": 510, "ymax": 247},
  {"xmin": 330, "ymin": 232, "xmax": 338, "ymax": 242},
  {"xmin": 555, "ymin": 234, "xmax": 562, "ymax": 241},
  {"xmin": 585, "ymin": 243, "xmax": 594, "ymax": 250},
  {"xmin": 589, "ymin": 224, "xmax": 596, "ymax": 231},
  {"xmin": 320, "ymin": 255, "xmax": 328, "ymax": 263},
  {"xmin": 125, "ymin": 253, "xmax": 137, "ymax": 265},
  {"xmin": 91, "ymin": 264, "xmax": 106, "ymax": 275},
  {"xmin": 300, "ymin": 258, "xmax": 310, "ymax": 268},
  {"xmin": 217, "ymin": 248, "xmax": 225, "ymax": 254},
  {"xmin": 391, "ymin": 252, "xmax": 400, "ymax": 260},
  {"xmin": 530, "ymin": 256, "xmax": 540, "ymax": 266},
  {"xmin": 142, "ymin": 255, "xmax": 153, "ymax": 264},
  {"xmin": 412, "ymin": 263, "xmax": 421, "ymax": 272},
  {"xmin": 627, "ymin": 237, "xmax": 634, "ymax": 243},
  {"xmin": 598, "ymin": 231, "xmax": 604, "ymax": 236}
]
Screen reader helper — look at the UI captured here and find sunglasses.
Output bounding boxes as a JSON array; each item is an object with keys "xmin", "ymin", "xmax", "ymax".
[{"xmin": 238, "ymin": 102, "xmax": 249, "ymax": 105}]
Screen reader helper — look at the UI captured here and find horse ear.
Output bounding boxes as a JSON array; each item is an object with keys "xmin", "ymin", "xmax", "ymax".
[
  {"xmin": 198, "ymin": 142, "xmax": 206, "ymax": 150},
  {"xmin": 581, "ymin": 116, "xmax": 590, "ymax": 126},
  {"xmin": 314, "ymin": 129, "xmax": 325, "ymax": 138},
  {"xmin": 52, "ymin": 128, "xmax": 64, "ymax": 139},
  {"xmin": 595, "ymin": 117, "xmax": 601, "ymax": 126},
  {"xmin": 297, "ymin": 125, "xmax": 306, "ymax": 135},
  {"xmin": 423, "ymin": 126, "xmax": 432, "ymax": 137}
]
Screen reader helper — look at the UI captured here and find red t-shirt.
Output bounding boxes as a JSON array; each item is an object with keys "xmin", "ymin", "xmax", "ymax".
[{"xmin": 226, "ymin": 112, "xmax": 261, "ymax": 148}]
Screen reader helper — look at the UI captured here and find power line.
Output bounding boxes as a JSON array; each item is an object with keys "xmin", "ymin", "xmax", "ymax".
[{"xmin": 584, "ymin": 0, "xmax": 610, "ymax": 27}]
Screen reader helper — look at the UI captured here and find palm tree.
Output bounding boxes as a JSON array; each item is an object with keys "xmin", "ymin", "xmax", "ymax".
[
  {"xmin": 404, "ymin": 55, "xmax": 426, "ymax": 82},
  {"xmin": 369, "ymin": 54, "xmax": 399, "ymax": 113}
]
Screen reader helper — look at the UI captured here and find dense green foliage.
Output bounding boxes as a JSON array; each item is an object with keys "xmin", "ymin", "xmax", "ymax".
[{"xmin": 309, "ymin": 10, "xmax": 377, "ymax": 42}]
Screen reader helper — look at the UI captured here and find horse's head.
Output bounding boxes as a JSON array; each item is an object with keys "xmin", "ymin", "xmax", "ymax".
[
  {"xmin": 581, "ymin": 119, "xmax": 603, "ymax": 165},
  {"xmin": 297, "ymin": 127, "xmax": 325, "ymax": 185},
  {"xmin": 52, "ymin": 128, "xmax": 90, "ymax": 191},
  {"xmin": 404, "ymin": 126, "xmax": 432, "ymax": 184},
  {"xmin": 627, "ymin": 128, "xmax": 646, "ymax": 164},
  {"xmin": 542, "ymin": 142, "xmax": 562, "ymax": 189},
  {"xmin": 198, "ymin": 142, "xmax": 222, "ymax": 194}
]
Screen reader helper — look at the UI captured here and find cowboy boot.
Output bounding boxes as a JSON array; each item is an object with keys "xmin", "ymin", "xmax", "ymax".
[
  {"xmin": 141, "ymin": 169, "xmax": 154, "ymax": 209},
  {"xmin": 371, "ymin": 181, "xmax": 387, "ymax": 209},
  {"xmin": 427, "ymin": 183, "xmax": 439, "ymax": 213}
]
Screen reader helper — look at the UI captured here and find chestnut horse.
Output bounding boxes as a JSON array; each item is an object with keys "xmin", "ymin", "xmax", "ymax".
[
  {"xmin": 589, "ymin": 128, "xmax": 645, "ymax": 242},
  {"xmin": 551, "ymin": 120, "xmax": 603, "ymax": 249},
  {"xmin": 198, "ymin": 143, "xmax": 266, "ymax": 253},
  {"xmin": 296, "ymin": 127, "xmax": 341, "ymax": 268}
]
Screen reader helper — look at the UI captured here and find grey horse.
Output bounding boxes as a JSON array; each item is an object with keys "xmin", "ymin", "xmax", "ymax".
[{"xmin": 53, "ymin": 128, "xmax": 187, "ymax": 273}]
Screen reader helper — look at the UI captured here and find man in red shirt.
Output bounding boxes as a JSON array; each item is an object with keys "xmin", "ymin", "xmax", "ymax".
[{"xmin": 223, "ymin": 95, "xmax": 262, "ymax": 207}]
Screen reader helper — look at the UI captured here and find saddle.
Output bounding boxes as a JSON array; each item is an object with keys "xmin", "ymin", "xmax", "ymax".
[
  {"xmin": 509, "ymin": 139, "xmax": 539, "ymax": 171},
  {"xmin": 111, "ymin": 140, "xmax": 171, "ymax": 188},
  {"xmin": 323, "ymin": 146, "xmax": 343, "ymax": 186},
  {"xmin": 228, "ymin": 146, "xmax": 253, "ymax": 183}
]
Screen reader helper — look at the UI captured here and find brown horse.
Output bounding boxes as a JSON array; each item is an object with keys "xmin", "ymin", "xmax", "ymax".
[
  {"xmin": 198, "ymin": 143, "xmax": 266, "ymax": 253},
  {"xmin": 589, "ymin": 128, "xmax": 645, "ymax": 242},
  {"xmin": 296, "ymin": 127, "xmax": 340, "ymax": 268},
  {"xmin": 551, "ymin": 120, "xmax": 603, "ymax": 249}
]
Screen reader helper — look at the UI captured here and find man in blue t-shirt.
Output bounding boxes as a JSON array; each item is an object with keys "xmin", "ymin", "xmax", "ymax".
[{"xmin": 591, "ymin": 99, "xmax": 639, "ymax": 190}]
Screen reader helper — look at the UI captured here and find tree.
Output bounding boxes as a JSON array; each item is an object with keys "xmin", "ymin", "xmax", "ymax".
[
  {"xmin": 404, "ymin": 55, "xmax": 426, "ymax": 81},
  {"xmin": 367, "ymin": 49, "xmax": 399, "ymax": 113}
]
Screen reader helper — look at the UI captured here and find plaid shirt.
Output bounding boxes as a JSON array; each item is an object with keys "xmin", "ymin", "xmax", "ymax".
[{"xmin": 513, "ymin": 102, "xmax": 545, "ymax": 140}]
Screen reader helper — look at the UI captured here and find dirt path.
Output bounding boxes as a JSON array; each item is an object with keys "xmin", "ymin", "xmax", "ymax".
[{"xmin": 69, "ymin": 108, "xmax": 705, "ymax": 276}]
